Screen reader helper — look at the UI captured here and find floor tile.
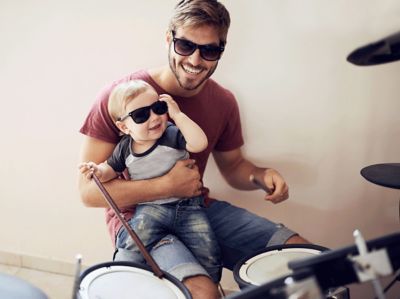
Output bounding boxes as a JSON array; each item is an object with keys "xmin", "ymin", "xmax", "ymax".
[{"xmin": 0, "ymin": 264, "xmax": 20, "ymax": 275}]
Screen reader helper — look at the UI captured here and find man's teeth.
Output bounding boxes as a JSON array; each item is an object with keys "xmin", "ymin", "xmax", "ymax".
[{"xmin": 182, "ymin": 64, "xmax": 202, "ymax": 74}]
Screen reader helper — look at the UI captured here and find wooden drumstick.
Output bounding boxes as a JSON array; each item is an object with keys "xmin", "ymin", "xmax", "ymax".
[
  {"xmin": 92, "ymin": 174, "xmax": 164, "ymax": 278},
  {"xmin": 250, "ymin": 174, "xmax": 273, "ymax": 195}
]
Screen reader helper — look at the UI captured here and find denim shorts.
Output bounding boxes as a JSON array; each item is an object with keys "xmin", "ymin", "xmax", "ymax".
[{"xmin": 114, "ymin": 199, "xmax": 297, "ymax": 281}]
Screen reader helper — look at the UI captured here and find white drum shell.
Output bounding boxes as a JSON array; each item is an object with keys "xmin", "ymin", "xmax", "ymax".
[
  {"xmin": 238, "ymin": 248, "xmax": 322, "ymax": 286},
  {"xmin": 79, "ymin": 265, "xmax": 188, "ymax": 299}
]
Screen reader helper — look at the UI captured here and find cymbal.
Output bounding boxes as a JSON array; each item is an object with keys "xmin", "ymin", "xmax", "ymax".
[
  {"xmin": 360, "ymin": 163, "xmax": 400, "ymax": 189},
  {"xmin": 347, "ymin": 31, "xmax": 400, "ymax": 66}
]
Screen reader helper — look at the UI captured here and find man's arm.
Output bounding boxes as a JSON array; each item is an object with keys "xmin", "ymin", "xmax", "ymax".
[
  {"xmin": 212, "ymin": 148, "xmax": 289, "ymax": 204},
  {"xmin": 78, "ymin": 136, "xmax": 202, "ymax": 208}
]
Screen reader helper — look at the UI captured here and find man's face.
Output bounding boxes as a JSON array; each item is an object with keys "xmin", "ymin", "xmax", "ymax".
[{"xmin": 168, "ymin": 25, "xmax": 222, "ymax": 92}]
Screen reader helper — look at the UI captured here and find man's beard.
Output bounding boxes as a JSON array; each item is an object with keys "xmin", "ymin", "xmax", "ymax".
[{"xmin": 168, "ymin": 47, "xmax": 218, "ymax": 91}]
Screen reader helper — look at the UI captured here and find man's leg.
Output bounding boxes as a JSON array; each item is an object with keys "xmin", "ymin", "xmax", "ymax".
[
  {"xmin": 206, "ymin": 200, "xmax": 307, "ymax": 270},
  {"xmin": 184, "ymin": 275, "xmax": 221, "ymax": 299},
  {"xmin": 286, "ymin": 234, "xmax": 310, "ymax": 244},
  {"xmin": 151, "ymin": 234, "xmax": 220, "ymax": 299}
]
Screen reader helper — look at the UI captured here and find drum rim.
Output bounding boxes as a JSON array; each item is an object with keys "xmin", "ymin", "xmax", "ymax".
[
  {"xmin": 79, "ymin": 261, "xmax": 192, "ymax": 299},
  {"xmin": 233, "ymin": 244, "xmax": 329, "ymax": 288}
]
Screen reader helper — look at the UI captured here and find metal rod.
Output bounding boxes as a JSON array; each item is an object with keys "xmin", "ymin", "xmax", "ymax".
[
  {"xmin": 92, "ymin": 174, "xmax": 164, "ymax": 278},
  {"xmin": 71, "ymin": 254, "xmax": 82, "ymax": 299}
]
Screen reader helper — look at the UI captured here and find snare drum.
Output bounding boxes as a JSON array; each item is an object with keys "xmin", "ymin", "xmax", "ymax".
[
  {"xmin": 78, "ymin": 261, "xmax": 191, "ymax": 299},
  {"xmin": 233, "ymin": 244, "xmax": 349, "ymax": 299},
  {"xmin": 234, "ymin": 244, "xmax": 327, "ymax": 288}
]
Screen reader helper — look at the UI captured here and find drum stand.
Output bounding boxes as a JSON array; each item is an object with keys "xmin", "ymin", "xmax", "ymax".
[
  {"xmin": 72, "ymin": 254, "xmax": 82, "ymax": 299},
  {"xmin": 348, "ymin": 30, "xmax": 400, "ymax": 298}
]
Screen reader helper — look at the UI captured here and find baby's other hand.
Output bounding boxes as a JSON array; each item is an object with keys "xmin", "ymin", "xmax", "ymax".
[
  {"xmin": 78, "ymin": 162, "xmax": 99, "ymax": 179},
  {"xmin": 159, "ymin": 94, "xmax": 181, "ymax": 119}
]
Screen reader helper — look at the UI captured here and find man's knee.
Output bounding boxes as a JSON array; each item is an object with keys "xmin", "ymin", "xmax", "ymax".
[
  {"xmin": 285, "ymin": 234, "xmax": 311, "ymax": 244},
  {"xmin": 183, "ymin": 275, "xmax": 220, "ymax": 299}
]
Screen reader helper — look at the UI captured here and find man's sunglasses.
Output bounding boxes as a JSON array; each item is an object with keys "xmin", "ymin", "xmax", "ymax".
[
  {"xmin": 118, "ymin": 101, "xmax": 168, "ymax": 124},
  {"xmin": 171, "ymin": 30, "xmax": 224, "ymax": 61}
]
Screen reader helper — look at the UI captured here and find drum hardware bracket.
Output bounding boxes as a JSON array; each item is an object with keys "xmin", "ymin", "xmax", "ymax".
[
  {"xmin": 349, "ymin": 250, "xmax": 392, "ymax": 281},
  {"xmin": 351, "ymin": 230, "xmax": 390, "ymax": 299},
  {"xmin": 284, "ymin": 276, "xmax": 323, "ymax": 299}
]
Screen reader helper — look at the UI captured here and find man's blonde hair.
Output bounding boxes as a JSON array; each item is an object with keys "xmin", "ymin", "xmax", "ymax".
[
  {"xmin": 168, "ymin": 0, "xmax": 230, "ymax": 45},
  {"xmin": 108, "ymin": 80, "xmax": 154, "ymax": 122}
]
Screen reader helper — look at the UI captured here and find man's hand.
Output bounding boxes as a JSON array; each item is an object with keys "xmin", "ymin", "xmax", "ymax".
[
  {"xmin": 262, "ymin": 168, "xmax": 289, "ymax": 204},
  {"xmin": 165, "ymin": 159, "xmax": 202, "ymax": 198}
]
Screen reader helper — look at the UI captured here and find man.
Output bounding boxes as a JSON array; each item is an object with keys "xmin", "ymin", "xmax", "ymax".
[{"xmin": 78, "ymin": 1, "xmax": 308, "ymax": 298}]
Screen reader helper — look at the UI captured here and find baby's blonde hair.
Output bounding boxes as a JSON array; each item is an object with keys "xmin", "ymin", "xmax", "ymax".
[{"xmin": 108, "ymin": 80, "xmax": 154, "ymax": 122}]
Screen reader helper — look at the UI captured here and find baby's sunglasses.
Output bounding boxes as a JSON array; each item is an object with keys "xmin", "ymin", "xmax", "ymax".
[
  {"xmin": 118, "ymin": 101, "xmax": 168, "ymax": 124},
  {"xmin": 171, "ymin": 30, "xmax": 225, "ymax": 61}
]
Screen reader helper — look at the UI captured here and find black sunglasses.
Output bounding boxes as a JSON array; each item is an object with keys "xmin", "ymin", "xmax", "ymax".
[
  {"xmin": 118, "ymin": 101, "xmax": 168, "ymax": 124},
  {"xmin": 171, "ymin": 30, "xmax": 224, "ymax": 61}
]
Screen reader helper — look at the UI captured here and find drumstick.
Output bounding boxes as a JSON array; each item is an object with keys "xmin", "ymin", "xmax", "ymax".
[
  {"xmin": 92, "ymin": 174, "xmax": 164, "ymax": 278},
  {"xmin": 250, "ymin": 174, "xmax": 273, "ymax": 195}
]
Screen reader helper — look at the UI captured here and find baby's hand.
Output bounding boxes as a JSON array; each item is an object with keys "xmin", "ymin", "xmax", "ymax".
[
  {"xmin": 78, "ymin": 162, "xmax": 101, "ymax": 180},
  {"xmin": 159, "ymin": 94, "xmax": 181, "ymax": 120}
]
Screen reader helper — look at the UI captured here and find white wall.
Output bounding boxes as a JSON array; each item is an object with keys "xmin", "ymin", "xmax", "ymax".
[{"xmin": 1, "ymin": 0, "xmax": 399, "ymax": 297}]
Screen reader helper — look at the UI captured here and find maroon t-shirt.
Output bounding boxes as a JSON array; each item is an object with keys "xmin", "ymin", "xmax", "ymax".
[{"xmin": 80, "ymin": 69, "xmax": 244, "ymax": 243}]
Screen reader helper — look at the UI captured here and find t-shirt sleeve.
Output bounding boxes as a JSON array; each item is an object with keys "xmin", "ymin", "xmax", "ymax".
[
  {"xmin": 79, "ymin": 84, "xmax": 122, "ymax": 144},
  {"xmin": 160, "ymin": 122, "xmax": 187, "ymax": 150},
  {"xmin": 214, "ymin": 91, "xmax": 244, "ymax": 152},
  {"xmin": 107, "ymin": 136, "xmax": 131, "ymax": 173}
]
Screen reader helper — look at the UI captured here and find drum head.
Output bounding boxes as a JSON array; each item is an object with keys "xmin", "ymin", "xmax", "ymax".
[
  {"xmin": 79, "ymin": 261, "xmax": 191, "ymax": 299},
  {"xmin": 233, "ymin": 244, "xmax": 328, "ymax": 289}
]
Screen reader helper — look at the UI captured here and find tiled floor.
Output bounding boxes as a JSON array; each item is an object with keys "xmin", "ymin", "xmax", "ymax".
[
  {"xmin": 0, "ymin": 264, "xmax": 75, "ymax": 299},
  {"xmin": 0, "ymin": 263, "xmax": 239, "ymax": 299},
  {"xmin": 0, "ymin": 264, "xmax": 241, "ymax": 299}
]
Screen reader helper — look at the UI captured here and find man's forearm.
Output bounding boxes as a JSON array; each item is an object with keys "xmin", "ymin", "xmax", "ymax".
[
  {"xmin": 223, "ymin": 160, "xmax": 265, "ymax": 190},
  {"xmin": 79, "ymin": 175, "xmax": 170, "ymax": 208}
]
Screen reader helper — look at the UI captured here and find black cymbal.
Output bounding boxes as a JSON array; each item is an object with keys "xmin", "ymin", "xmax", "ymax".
[
  {"xmin": 347, "ymin": 31, "xmax": 400, "ymax": 66},
  {"xmin": 361, "ymin": 163, "xmax": 400, "ymax": 189}
]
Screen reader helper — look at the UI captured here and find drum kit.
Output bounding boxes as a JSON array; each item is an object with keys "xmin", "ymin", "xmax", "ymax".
[{"xmin": 73, "ymin": 229, "xmax": 400, "ymax": 299}]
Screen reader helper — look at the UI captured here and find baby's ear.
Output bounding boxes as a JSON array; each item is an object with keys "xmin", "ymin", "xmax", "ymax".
[{"xmin": 116, "ymin": 121, "xmax": 130, "ymax": 135}]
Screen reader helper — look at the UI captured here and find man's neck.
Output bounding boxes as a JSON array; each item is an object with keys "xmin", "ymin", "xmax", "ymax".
[{"xmin": 148, "ymin": 65, "xmax": 205, "ymax": 98}]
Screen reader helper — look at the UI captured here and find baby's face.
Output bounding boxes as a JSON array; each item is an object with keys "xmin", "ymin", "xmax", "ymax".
[{"xmin": 123, "ymin": 89, "xmax": 168, "ymax": 143}]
